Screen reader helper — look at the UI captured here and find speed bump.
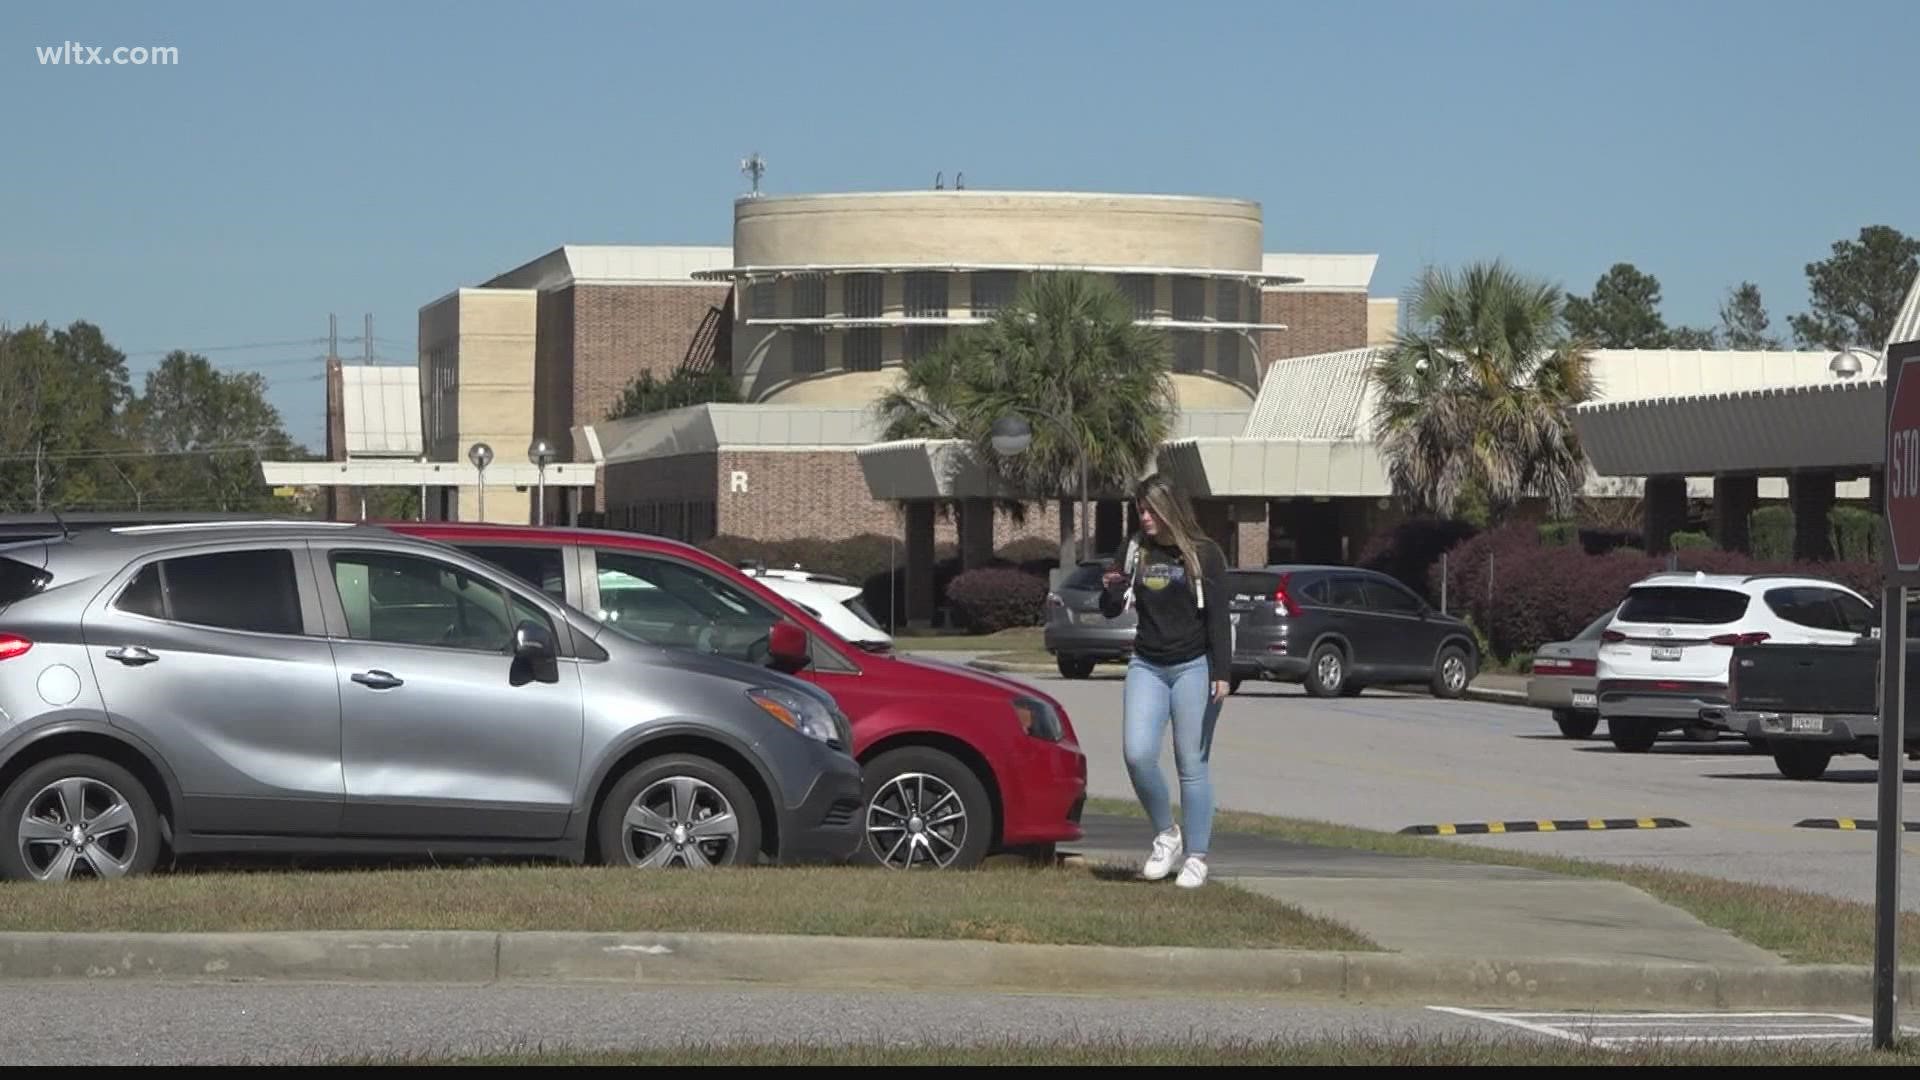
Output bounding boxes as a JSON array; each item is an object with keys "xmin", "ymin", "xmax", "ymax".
[
  {"xmin": 1398, "ymin": 817, "xmax": 1689, "ymax": 836},
  {"xmin": 1794, "ymin": 818, "xmax": 1920, "ymax": 832}
]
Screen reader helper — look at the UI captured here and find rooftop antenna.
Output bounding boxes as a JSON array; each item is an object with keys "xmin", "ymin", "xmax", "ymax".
[
  {"xmin": 740, "ymin": 152, "xmax": 766, "ymax": 198},
  {"xmin": 49, "ymin": 506, "xmax": 70, "ymax": 541}
]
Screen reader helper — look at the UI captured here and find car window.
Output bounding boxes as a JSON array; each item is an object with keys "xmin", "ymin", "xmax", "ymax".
[
  {"xmin": 1829, "ymin": 591, "xmax": 1878, "ymax": 635},
  {"xmin": 1361, "ymin": 577, "xmax": 1424, "ymax": 614},
  {"xmin": 1764, "ymin": 586, "xmax": 1852, "ymax": 632},
  {"xmin": 460, "ymin": 544, "xmax": 567, "ymax": 603},
  {"xmin": 1618, "ymin": 586, "xmax": 1748, "ymax": 625},
  {"xmin": 0, "ymin": 557, "xmax": 51, "ymax": 609},
  {"xmin": 1326, "ymin": 574, "xmax": 1368, "ymax": 609},
  {"xmin": 843, "ymin": 595, "xmax": 885, "ymax": 632},
  {"xmin": 114, "ymin": 549, "xmax": 304, "ymax": 636},
  {"xmin": 1297, "ymin": 577, "xmax": 1330, "ymax": 605},
  {"xmin": 1226, "ymin": 571, "xmax": 1282, "ymax": 600},
  {"xmin": 330, "ymin": 550, "xmax": 546, "ymax": 652},
  {"xmin": 594, "ymin": 551, "xmax": 782, "ymax": 665}
]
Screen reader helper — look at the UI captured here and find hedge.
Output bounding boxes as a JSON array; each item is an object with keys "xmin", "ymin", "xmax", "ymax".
[
  {"xmin": 1357, "ymin": 517, "xmax": 1479, "ymax": 603},
  {"xmin": 946, "ymin": 567, "xmax": 1049, "ymax": 634},
  {"xmin": 1431, "ymin": 524, "xmax": 1880, "ymax": 662}
]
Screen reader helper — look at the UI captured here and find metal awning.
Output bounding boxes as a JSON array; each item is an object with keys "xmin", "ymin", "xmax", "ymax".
[
  {"xmin": 1155, "ymin": 438, "xmax": 1390, "ymax": 498},
  {"xmin": 1569, "ymin": 378, "xmax": 1885, "ymax": 477}
]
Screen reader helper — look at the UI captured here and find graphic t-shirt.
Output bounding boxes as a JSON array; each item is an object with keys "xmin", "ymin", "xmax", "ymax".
[{"xmin": 1100, "ymin": 534, "xmax": 1232, "ymax": 682}]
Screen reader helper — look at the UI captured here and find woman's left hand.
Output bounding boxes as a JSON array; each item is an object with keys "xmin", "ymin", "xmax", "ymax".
[{"xmin": 1211, "ymin": 679, "xmax": 1230, "ymax": 703}]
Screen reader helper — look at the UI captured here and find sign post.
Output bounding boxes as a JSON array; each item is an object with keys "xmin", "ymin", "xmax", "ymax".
[{"xmin": 1877, "ymin": 338, "xmax": 1920, "ymax": 1049}]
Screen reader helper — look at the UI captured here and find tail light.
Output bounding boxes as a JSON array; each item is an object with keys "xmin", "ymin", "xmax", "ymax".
[
  {"xmin": 1272, "ymin": 573, "xmax": 1295, "ymax": 618},
  {"xmin": 1709, "ymin": 632, "xmax": 1770, "ymax": 646},
  {"xmin": 1531, "ymin": 656, "xmax": 1597, "ymax": 677},
  {"xmin": 0, "ymin": 634, "xmax": 30, "ymax": 660},
  {"xmin": 1601, "ymin": 630, "xmax": 1627, "ymax": 643}
]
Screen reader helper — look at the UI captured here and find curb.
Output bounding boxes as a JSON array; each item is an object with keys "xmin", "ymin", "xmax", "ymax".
[
  {"xmin": 966, "ymin": 658, "xmax": 1532, "ymax": 708},
  {"xmin": 0, "ymin": 929, "xmax": 1907, "ymax": 1009}
]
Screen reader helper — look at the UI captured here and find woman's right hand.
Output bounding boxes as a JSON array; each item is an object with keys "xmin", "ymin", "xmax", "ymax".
[{"xmin": 1102, "ymin": 568, "xmax": 1126, "ymax": 590}]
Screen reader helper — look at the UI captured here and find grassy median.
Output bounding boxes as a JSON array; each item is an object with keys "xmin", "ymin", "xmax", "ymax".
[
  {"xmin": 343, "ymin": 1035, "xmax": 1918, "ymax": 1066},
  {"xmin": 0, "ymin": 857, "xmax": 1372, "ymax": 952},
  {"xmin": 1089, "ymin": 797, "xmax": 1920, "ymax": 966},
  {"xmin": 891, "ymin": 627, "xmax": 1045, "ymax": 652}
]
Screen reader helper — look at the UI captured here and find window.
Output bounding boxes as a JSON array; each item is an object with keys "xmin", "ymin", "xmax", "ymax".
[
  {"xmin": 330, "ymin": 551, "xmax": 549, "ymax": 653},
  {"xmin": 594, "ymin": 551, "xmax": 783, "ymax": 665},
  {"xmin": 461, "ymin": 544, "xmax": 567, "ymax": 603},
  {"xmin": 903, "ymin": 273, "xmax": 948, "ymax": 318},
  {"xmin": 1173, "ymin": 330, "xmax": 1204, "ymax": 372},
  {"xmin": 1833, "ymin": 592, "xmax": 1877, "ymax": 635},
  {"xmin": 791, "ymin": 330, "xmax": 825, "ymax": 374},
  {"xmin": 1577, "ymin": 605, "xmax": 1620, "ymax": 640},
  {"xmin": 750, "ymin": 280, "xmax": 775, "ymax": 319},
  {"xmin": 1113, "ymin": 274, "xmax": 1155, "ymax": 319},
  {"xmin": 1766, "ymin": 586, "xmax": 1874, "ymax": 634},
  {"xmin": 970, "ymin": 271, "xmax": 1017, "ymax": 315},
  {"xmin": 1216, "ymin": 281, "xmax": 1241, "ymax": 323},
  {"xmin": 903, "ymin": 325, "xmax": 946, "ymax": 362},
  {"xmin": 1618, "ymin": 586, "xmax": 1749, "ymax": 625},
  {"xmin": 843, "ymin": 274, "xmax": 883, "ymax": 318},
  {"xmin": 114, "ymin": 549, "xmax": 304, "ymax": 636},
  {"xmin": 0, "ymin": 557, "xmax": 52, "ymax": 609},
  {"xmin": 1362, "ymin": 577, "xmax": 1424, "ymax": 615},
  {"xmin": 791, "ymin": 273, "xmax": 826, "ymax": 317},
  {"xmin": 1326, "ymin": 575, "xmax": 1368, "ymax": 609},
  {"xmin": 1171, "ymin": 276, "xmax": 1205, "ymax": 321},
  {"xmin": 845, "ymin": 328, "xmax": 883, "ymax": 371}
]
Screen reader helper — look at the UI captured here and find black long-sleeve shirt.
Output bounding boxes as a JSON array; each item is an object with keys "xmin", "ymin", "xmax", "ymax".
[{"xmin": 1099, "ymin": 532, "xmax": 1233, "ymax": 683}]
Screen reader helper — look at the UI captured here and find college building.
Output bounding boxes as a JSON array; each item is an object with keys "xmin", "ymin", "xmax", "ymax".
[{"xmin": 263, "ymin": 185, "xmax": 1920, "ymax": 623}]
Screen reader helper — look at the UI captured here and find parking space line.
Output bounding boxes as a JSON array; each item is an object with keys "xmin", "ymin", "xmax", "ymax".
[
  {"xmin": 1428, "ymin": 1006, "xmax": 1914, "ymax": 1049},
  {"xmin": 1426, "ymin": 1005, "xmax": 1591, "ymax": 1044}
]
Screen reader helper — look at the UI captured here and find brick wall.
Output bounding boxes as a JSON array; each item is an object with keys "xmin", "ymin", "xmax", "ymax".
[
  {"xmin": 569, "ymin": 284, "xmax": 733, "ymax": 435},
  {"xmin": 1260, "ymin": 290, "xmax": 1369, "ymax": 362}
]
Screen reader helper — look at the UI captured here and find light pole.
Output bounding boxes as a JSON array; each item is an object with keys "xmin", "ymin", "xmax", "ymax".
[
  {"xmin": 528, "ymin": 437, "xmax": 557, "ymax": 526},
  {"xmin": 991, "ymin": 412, "xmax": 1092, "ymax": 565},
  {"xmin": 467, "ymin": 441, "xmax": 493, "ymax": 522}
]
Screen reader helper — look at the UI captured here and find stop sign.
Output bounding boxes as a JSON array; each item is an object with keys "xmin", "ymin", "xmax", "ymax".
[{"xmin": 1890, "ymin": 351, "xmax": 1920, "ymax": 572}]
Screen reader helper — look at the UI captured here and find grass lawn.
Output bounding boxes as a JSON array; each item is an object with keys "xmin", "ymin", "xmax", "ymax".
[
  {"xmin": 891, "ymin": 627, "xmax": 1044, "ymax": 652},
  {"xmin": 0, "ymin": 857, "xmax": 1371, "ymax": 952},
  {"xmin": 341, "ymin": 1035, "xmax": 1918, "ymax": 1066},
  {"xmin": 1088, "ymin": 797, "xmax": 1920, "ymax": 966}
]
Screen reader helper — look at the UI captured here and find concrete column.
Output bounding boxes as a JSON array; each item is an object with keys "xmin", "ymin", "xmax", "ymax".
[
  {"xmin": 1712, "ymin": 475, "xmax": 1759, "ymax": 554},
  {"xmin": 1790, "ymin": 471, "xmax": 1837, "ymax": 562},
  {"xmin": 958, "ymin": 498, "xmax": 995, "ymax": 569},
  {"xmin": 1872, "ymin": 470, "xmax": 1886, "ymax": 513},
  {"xmin": 1233, "ymin": 500, "xmax": 1269, "ymax": 568},
  {"xmin": 905, "ymin": 501, "xmax": 936, "ymax": 628},
  {"xmin": 1095, "ymin": 500, "xmax": 1124, "ymax": 557},
  {"xmin": 1643, "ymin": 476, "xmax": 1688, "ymax": 555}
]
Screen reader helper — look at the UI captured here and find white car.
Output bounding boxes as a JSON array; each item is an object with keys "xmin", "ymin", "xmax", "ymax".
[
  {"xmin": 747, "ymin": 572, "xmax": 893, "ymax": 650},
  {"xmin": 1596, "ymin": 571, "xmax": 1877, "ymax": 753}
]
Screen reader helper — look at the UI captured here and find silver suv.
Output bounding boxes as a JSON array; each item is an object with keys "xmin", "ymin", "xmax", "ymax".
[{"xmin": 0, "ymin": 522, "xmax": 865, "ymax": 882}]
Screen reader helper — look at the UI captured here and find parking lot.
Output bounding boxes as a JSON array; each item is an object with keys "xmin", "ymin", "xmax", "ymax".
[{"xmin": 996, "ymin": 664, "xmax": 1920, "ymax": 910}]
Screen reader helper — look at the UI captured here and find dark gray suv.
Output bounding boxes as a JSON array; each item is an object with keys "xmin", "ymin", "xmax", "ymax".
[
  {"xmin": 0, "ymin": 521, "xmax": 865, "ymax": 882},
  {"xmin": 1227, "ymin": 565, "xmax": 1478, "ymax": 699}
]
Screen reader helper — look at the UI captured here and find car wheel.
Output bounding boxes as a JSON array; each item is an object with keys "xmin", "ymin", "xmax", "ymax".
[
  {"xmin": 1305, "ymin": 643, "xmax": 1346, "ymax": 698},
  {"xmin": 597, "ymin": 753, "xmax": 761, "ymax": 869},
  {"xmin": 858, "ymin": 746, "xmax": 993, "ymax": 870},
  {"xmin": 1773, "ymin": 746, "xmax": 1833, "ymax": 781},
  {"xmin": 1609, "ymin": 719, "xmax": 1659, "ymax": 753},
  {"xmin": 0, "ymin": 755, "xmax": 161, "ymax": 883},
  {"xmin": 1553, "ymin": 709, "xmax": 1600, "ymax": 739},
  {"xmin": 1056, "ymin": 656, "xmax": 1095, "ymax": 679},
  {"xmin": 1431, "ymin": 645, "xmax": 1471, "ymax": 699}
]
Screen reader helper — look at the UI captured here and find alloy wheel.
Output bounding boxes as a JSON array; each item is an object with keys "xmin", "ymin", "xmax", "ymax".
[
  {"xmin": 1442, "ymin": 655, "xmax": 1468, "ymax": 692},
  {"xmin": 620, "ymin": 776, "xmax": 740, "ymax": 868},
  {"xmin": 1317, "ymin": 651, "xmax": 1343, "ymax": 689},
  {"xmin": 865, "ymin": 772, "xmax": 968, "ymax": 869},
  {"xmin": 17, "ymin": 777, "xmax": 141, "ymax": 882}
]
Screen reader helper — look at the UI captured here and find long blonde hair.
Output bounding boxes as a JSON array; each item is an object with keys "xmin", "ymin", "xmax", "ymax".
[{"xmin": 1133, "ymin": 474, "xmax": 1210, "ymax": 588}]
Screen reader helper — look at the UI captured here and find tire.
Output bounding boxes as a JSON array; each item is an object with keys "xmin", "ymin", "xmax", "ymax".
[
  {"xmin": 1056, "ymin": 656, "xmax": 1095, "ymax": 679},
  {"xmin": 1305, "ymin": 642, "xmax": 1347, "ymax": 698},
  {"xmin": 857, "ymin": 746, "xmax": 993, "ymax": 870},
  {"xmin": 1341, "ymin": 682, "xmax": 1365, "ymax": 698},
  {"xmin": 1554, "ymin": 709, "xmax": 1600, "ymax": 739},
  {"xmin": 1773, "ymin": 746, "xmax": 1834, "ymax": 781},
  {"xmin": 596, "ymin": 753, "xmax": 762, "ymax": 869},
  {"xmin": 0, "ymin": 754, "xmax": 162, "ymax": 883},
  {"xmin": 1609, "ymin": 719, "xmax": 1659, "ymax": 753},
  {"xmin": 1431, "ymin": 644, "xmax": 1471, "ymax": 699}
]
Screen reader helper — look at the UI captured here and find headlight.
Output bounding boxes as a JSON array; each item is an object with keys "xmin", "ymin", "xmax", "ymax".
[
  {"xmin": 748, "ymin": 687, "xmax": 840, "ymax": 745},
  {"xmin": 1011, "ymin": 696, "xmax": 1063, "ymax": 742}
]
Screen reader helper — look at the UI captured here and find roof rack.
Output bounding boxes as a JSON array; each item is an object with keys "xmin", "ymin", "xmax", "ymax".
[{"xmin": 110, "ymin": 520, "xmax": 358, "ymax": 535}]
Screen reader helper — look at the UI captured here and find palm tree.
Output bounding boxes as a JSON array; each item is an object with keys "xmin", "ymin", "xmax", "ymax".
[
  {"xmin": 874, "ymin": 272, "xmax": 1176, "ymax": 560},
  {"xmin": 1369, "ymin": 260, "xmax": 1596, "ymax": 521}
]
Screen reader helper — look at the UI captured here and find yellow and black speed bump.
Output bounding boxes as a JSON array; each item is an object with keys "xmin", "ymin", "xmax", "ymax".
[
  {"xmin": 1795, "ymin": 818, "xmax": 1920, "ymax": 832},
  {"xmin": 1398, "ymin": 817, "xmax": 1689, "ymax": 836}
]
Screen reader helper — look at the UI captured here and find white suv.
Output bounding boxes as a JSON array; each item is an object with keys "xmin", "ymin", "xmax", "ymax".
[{"xmin": 1596, "ymin": 571, "xmax": 1876, "ymax": 753}]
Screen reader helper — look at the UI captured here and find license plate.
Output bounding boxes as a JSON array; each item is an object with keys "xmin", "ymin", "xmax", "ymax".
[
  {"xmin": 1652, "ymin": 645, "xmax": 1682, "ymax": 661},
  {"xmin": 1791, "ymin": 714, "xmax": 1826, "ymax": 732},
  {"xmin": 1571, "ymin": 692, "xmax": 1596, "ymax": 709},
  {"xmin": 1077, "ymin": 611, "xmax": 1106, "ymax": 624}
]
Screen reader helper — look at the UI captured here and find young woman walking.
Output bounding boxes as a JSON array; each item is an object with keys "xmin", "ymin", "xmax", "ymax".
[{"xmin": 1099, "ymin": 474, "xmax": 1232, "ymax": 888}]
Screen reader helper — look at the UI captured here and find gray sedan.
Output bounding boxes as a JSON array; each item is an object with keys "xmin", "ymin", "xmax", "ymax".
[
  {"xmin": 1526, "ymin": 605, "xmax": 1615, "ymax": 738},
  {"xmin": 1043, "ymin": 562, "xmax": 1134, "ymax": 678}
]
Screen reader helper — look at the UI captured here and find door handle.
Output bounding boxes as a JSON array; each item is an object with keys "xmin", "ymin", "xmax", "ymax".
[
  {"xmin": 351, "ymin": 669, "xmax": 404, "ymax": 690},
  {"xmin": 104, "ymin": 646, "xmax": 158, "ymax": 666}
]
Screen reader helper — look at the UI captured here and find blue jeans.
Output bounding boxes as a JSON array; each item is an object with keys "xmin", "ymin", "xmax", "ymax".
[{"xmin": 1122, "ymin": 654, "xmax": 1222, "ymax": 856}]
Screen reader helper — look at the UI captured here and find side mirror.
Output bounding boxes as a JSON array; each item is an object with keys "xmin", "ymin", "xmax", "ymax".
[
  {"xmin": 769, "ymin": 619, "xmax": 810, "ymax": 673},
  {"xmin": 512, "ymin": 620, "xmax": 560, "ymax": 684}
]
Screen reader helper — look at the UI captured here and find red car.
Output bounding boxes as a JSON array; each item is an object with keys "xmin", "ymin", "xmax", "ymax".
[{"xmin": 388, "ymin": 522, "xmax": 1087, "ymax": 869}]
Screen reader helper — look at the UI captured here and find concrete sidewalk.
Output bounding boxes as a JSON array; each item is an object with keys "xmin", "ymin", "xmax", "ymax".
[{"xmin": 1066, "ymin": 813, "xmax": 1780, "ymax": 969}]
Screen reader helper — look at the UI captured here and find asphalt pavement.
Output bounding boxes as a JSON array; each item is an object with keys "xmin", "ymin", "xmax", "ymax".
[{"xmin": 969, "ymin": 661, "xmax": 1920, "ymax": 910}]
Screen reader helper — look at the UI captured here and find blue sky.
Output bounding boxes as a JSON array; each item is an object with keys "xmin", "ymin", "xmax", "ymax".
[{"xmin": 4, "ymin": 0, "xmax": 1916, "ymax": 447}]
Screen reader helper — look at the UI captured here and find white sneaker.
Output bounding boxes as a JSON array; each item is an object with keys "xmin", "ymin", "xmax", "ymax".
[
  {"xmin": 1175, "ymin": 855, "xmax": 1208, "ymax": 889},
  {"xmin": 1141, "ymin": 826, "xmax": 1182, "ymax": 880}
]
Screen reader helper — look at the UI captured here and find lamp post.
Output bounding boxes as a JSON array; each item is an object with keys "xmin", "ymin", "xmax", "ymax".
[
  {"xmin": 528, "ymin": 437, "xmax": 557, "ymax": 526},
  {"xmin": 991, "ymin": 412, "xmax": 1092, "ymax": 566},
  {"xmin": 467, "ymin": 441, "xmax": 493, "ymax": 522}
]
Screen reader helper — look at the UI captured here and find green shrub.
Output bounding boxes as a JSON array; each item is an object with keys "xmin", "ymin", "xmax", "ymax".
[
  {"xmin": 1831, "ymin": 506, "xmax": 1880, "ymax": 564},
  {"xmin": 945, "ymin": 568, "xmax": 1049, "ymax": 634},
  {"xmin": 1669, "ymin": 531, "xmax": 1714, "ymax": 551},
  {"xmin": 1537, "ymin": 520, "xmax": 1578, "ymax": 547},
  {"xmin": 1751, "ymin": 506, "xmax": 1793, "ymax": 562}
]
